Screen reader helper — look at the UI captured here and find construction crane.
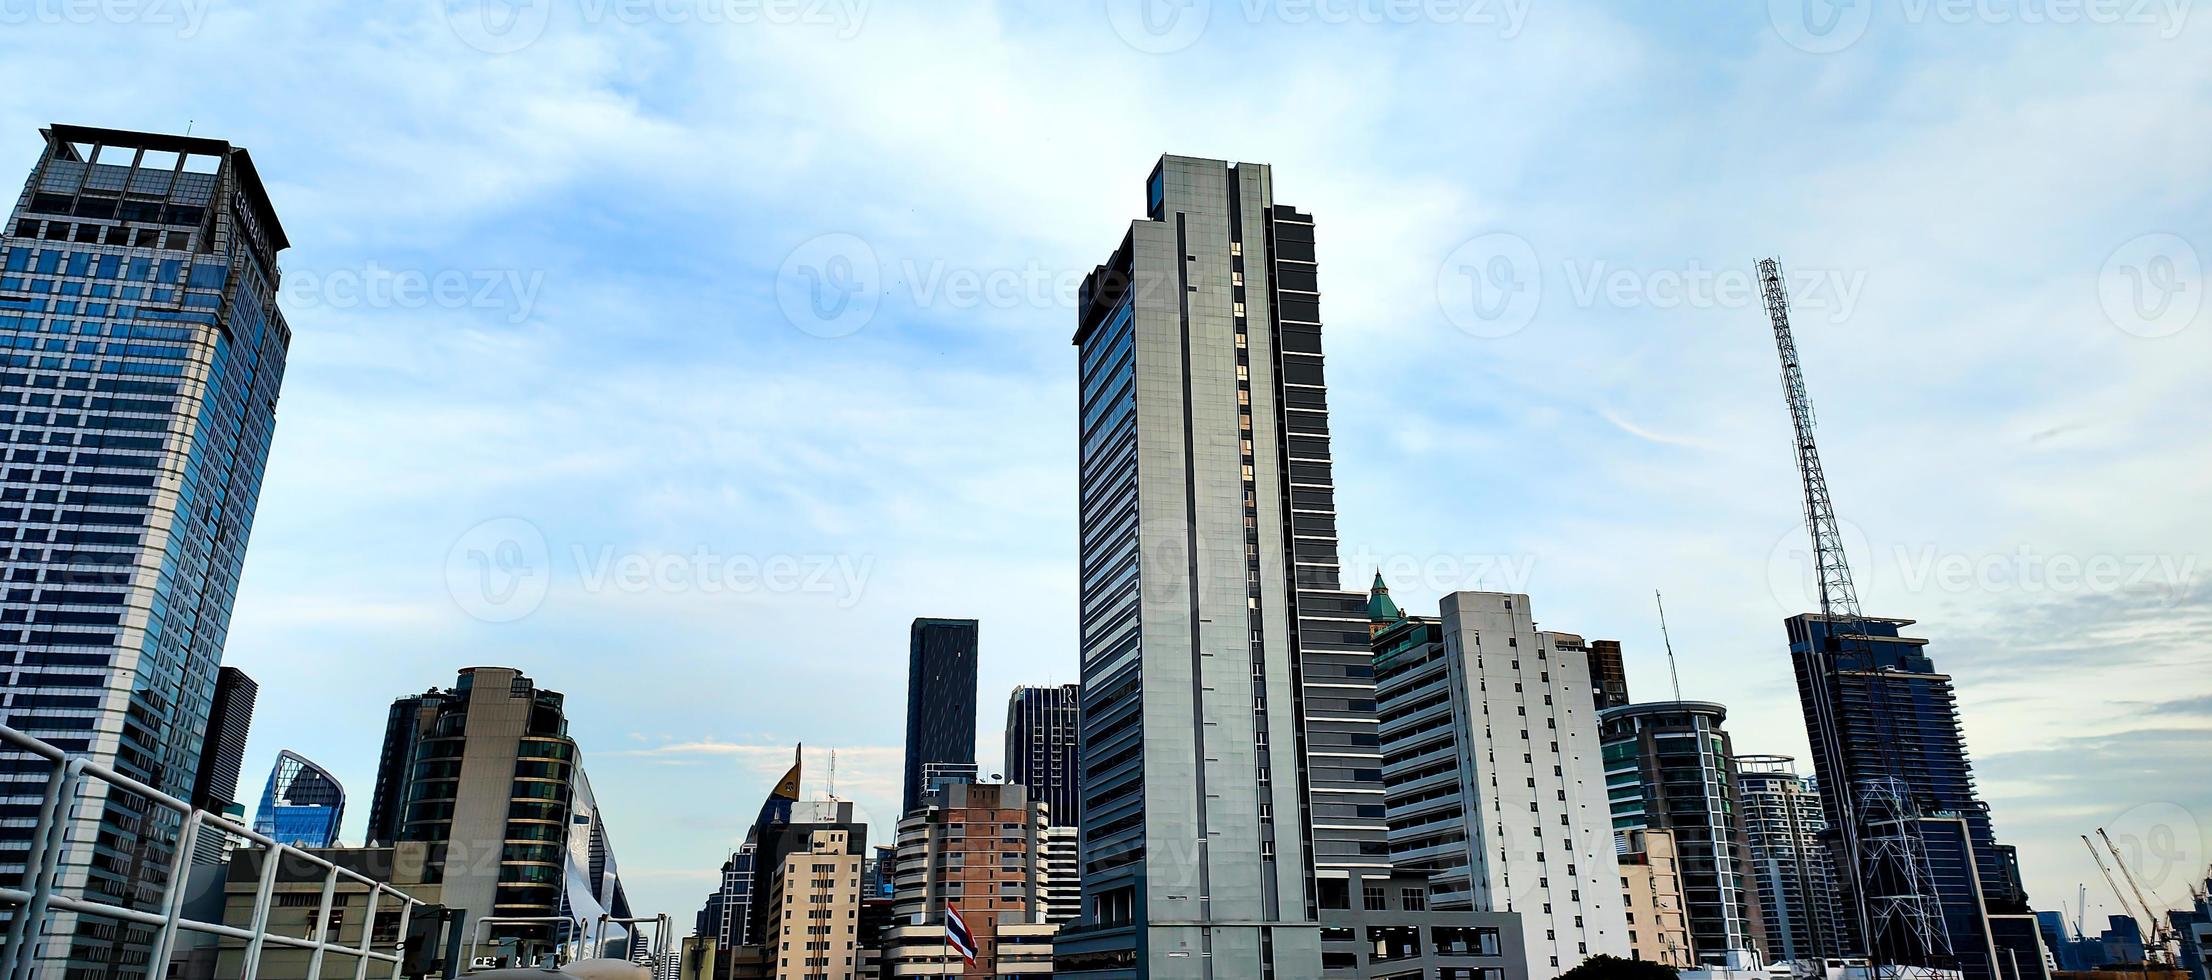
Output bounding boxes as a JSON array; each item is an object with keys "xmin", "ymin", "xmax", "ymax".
[
  {"xmin": 2098, "ymin": 828, "xmax": 2179, "ymax": 964},
  {"xmin": 2074, "ymin": 883, "xmax": 2088, "ymax": 941},
  {"xmin": 1758, "ymin": 258, "xmax": 1952, "ymax": 977}
]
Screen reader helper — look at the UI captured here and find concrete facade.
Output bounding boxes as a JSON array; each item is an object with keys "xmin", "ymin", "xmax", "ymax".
[
  {"xmin": 1373, "ymin": 592, "xmax": 1632, "ymax": 980},
  {"xmin": 1619, "ymin": 829, "xmax": 1694, "ymax": 968},
  {"xmin": 1736, "ymin": 755, "xmax": 1848, "ymax": 965},
  {"xmin": 764, "ymin": 826, "xmax": 865, "ymax": 980},
  {"xmin": 372, "ymin": 667, "xmax": 581, "ymax": 949},
  {"xmin": 885, "ymin": 783, "xmax": 1055, "ymax": 977},
  {"xmin": 1061, "ymin": 155, "xmax": 1329, "ymax": 978},
  {"xmin": 207, "ymin": 843, "xmax": 442, "ymax": 980}
]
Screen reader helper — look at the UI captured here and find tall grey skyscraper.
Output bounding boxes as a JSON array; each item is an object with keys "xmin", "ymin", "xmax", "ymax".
[
  {"xmin": 1061, "ymin": 155, "xmax": 1376, "ymax": 978},
  {"xmin": 1005, "ymin": 683, "xmax": 1081, "ymax": 826},
  {"xmin": 903, "ymin": 617, "xmax": 978, "ymax": 814},
  {"xmin": 0, "ymin": 124, "xmax": 294, "ymax": 980}
]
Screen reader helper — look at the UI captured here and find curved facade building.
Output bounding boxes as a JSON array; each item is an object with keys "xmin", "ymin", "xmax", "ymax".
[
  {"xmin": 1600, "ymin": 700, "xmax": 1766, "ymax": 969},
  {"xmin": 377, "ymin": 666, "xmax": 580, "ymax": 945},
  {"xmin": 252, "ymin": 749, "xmax": 345, "ymax": 847}
]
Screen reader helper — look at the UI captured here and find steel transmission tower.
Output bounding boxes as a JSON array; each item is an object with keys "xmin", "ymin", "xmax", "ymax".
[{"xmin": 1757, "ymin": 258, "xmax": 1954, "ymax": 977}]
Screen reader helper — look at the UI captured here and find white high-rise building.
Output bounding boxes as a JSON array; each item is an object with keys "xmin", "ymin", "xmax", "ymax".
[{"xmin": 1373, "ymin": 590, "xmax": 1631, "ymax": 979}]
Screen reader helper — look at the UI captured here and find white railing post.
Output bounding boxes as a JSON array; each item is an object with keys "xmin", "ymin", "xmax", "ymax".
[
  {"xmin": 8, "ymin": 760, "xmax": 84, "ymax": 980},
  {"xmin": 145, "ymin": 809, "xmax": 206, "ymax": 973},
  {"xmin": 304, "ymin": 862, "xmax": 339, "ymax": 980},
  {"xmin": 352, "ymin": 887, "xmax": 382, "ymax": 980},
  {"xmin": 0, "ymin": 758, "xmax": 71, "ymax": 980},
  {"xmin": 239, "ymin": 841, "xmax": 287, "ymax": 980},
  {"xmin": 385, "ymin": 896, "xmax": 413, "ymax": 980}
]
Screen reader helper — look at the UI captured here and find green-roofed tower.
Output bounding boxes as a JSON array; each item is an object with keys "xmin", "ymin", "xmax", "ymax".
[{"xmin": 1366, "ymin": 572, "xmax": 1403, "ymax": 636}]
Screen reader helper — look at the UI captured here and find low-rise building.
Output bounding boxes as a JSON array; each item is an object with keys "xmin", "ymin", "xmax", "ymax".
[
  {"xmin": 763, "ymin": 824, "xmax": 866, "ymax": 980},
  {"xmin": 884, "ymin": 782, "xmax": 1056, "ymax": 976},
  {"xmin": 207, "ymin": 843, "xmax": 443, "ymax": 980},
  {"xmin": 1619, "ymin": 829, "xmax": 1694, "ymax": 968},
  {"xmin": 1317, "ymin": 869, "xmax": 1529, "ymax": 980},
  {"xmin": 1372, "ymin": 591, "xmax": 1634, "ymax": 979}
]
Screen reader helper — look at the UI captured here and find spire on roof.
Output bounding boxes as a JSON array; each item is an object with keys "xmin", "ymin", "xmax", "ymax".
[{"xmin": 1366, "ymin": 571, "xmax": 1403, "ymax": 625}]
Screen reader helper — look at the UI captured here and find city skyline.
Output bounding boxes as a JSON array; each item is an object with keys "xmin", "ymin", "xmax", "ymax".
[{"xmin": 0, "ymin": 2, "xmax": 2203, "ymax": 947}]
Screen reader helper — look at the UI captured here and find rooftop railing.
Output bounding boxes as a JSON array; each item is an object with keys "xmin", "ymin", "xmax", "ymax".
[{"xmin": 0, "ymin": 722, "xmax": 431, "ymax": 980}]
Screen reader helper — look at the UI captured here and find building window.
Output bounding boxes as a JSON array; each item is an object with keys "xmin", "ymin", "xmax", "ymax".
[{"xmin": 1363, "ymin": 884, "xmax": 1387, "ymax": 911}]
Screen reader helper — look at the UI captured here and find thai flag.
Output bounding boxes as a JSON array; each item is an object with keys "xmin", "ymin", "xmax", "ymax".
[{"xmin": 944, "ymin": 903, "xmax": 978, "ymax": 965}]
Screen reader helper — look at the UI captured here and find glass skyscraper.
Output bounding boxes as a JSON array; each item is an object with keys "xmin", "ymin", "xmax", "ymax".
[
  {"xmin": 251, "ymin": 749, "xmax": 345, "ymax": 848},
  {"xmin": 187, "ymin": 665, "xmax": 257, "ymax": 864},
  {"xmin": 1004, "ymin": 683, "xmax": 1081, "ymax": 827},
  {"xmin": 1599, "ymin": 701, "xmax": 1766, "ymax": 968},
  {"xmin": 0, "ymin": 124, "xmax": 293, "ymax": 980},
  {"xmin": 1786, "ymin": 614, "xmax": 2048, "ymax": 980},
  {"xmin": 902, "ymin": 617, "xmax": 977, "ymax": 814}
]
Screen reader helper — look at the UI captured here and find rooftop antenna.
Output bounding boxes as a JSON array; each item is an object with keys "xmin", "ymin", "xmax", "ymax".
[
  {"xmin": 827, "ymin": 749, "xmax": 837, "ymax": 800},
  {"xmin": 1654, "ymin": 590, "xmax": 1684, "ymax": 702},
  {"xmin": 184, "ymin": 119, "xmax": 194, "ymax": 136}
]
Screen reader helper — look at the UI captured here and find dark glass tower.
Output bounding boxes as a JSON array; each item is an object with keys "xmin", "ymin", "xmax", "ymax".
[
  {"xmin": 1786, "ymin": 614, "xmax": 2047, "ymax": 980},
  {"xmin": 0, "ymin": 124, "xmax": 292, "ymax": 980},
  {"xmin": 1004, "ymin": 683, "xmax": 1081, "ymax": 827},
  {"xmin": 902, "ymin": 617, "xmax": 977, "ymax": 814},
  {"xmin": 366, "ymin": 687, "xmax": 453, "ymax": 846},
  {"xmin": 1060, "ymin": 155, "xmax": 1372, "ymax": 978},
  {"xmin": 187, "ymin": 665, "xmax": 257, "ymax": 863}
]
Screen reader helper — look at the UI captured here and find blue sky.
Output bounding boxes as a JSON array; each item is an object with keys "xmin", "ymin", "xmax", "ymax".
[{"xmin": 4, "ymin": 0, "xmax": 2207, "ymax": 932}]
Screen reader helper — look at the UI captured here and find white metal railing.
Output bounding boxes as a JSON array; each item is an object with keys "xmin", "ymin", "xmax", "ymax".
[
  {"xmin": 0, "ymin": 723, "xmax": 433, "ymax": 980},
  {"xmin": 465, "ymin": 913, "xmax": 672, "ymax": 972}
]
